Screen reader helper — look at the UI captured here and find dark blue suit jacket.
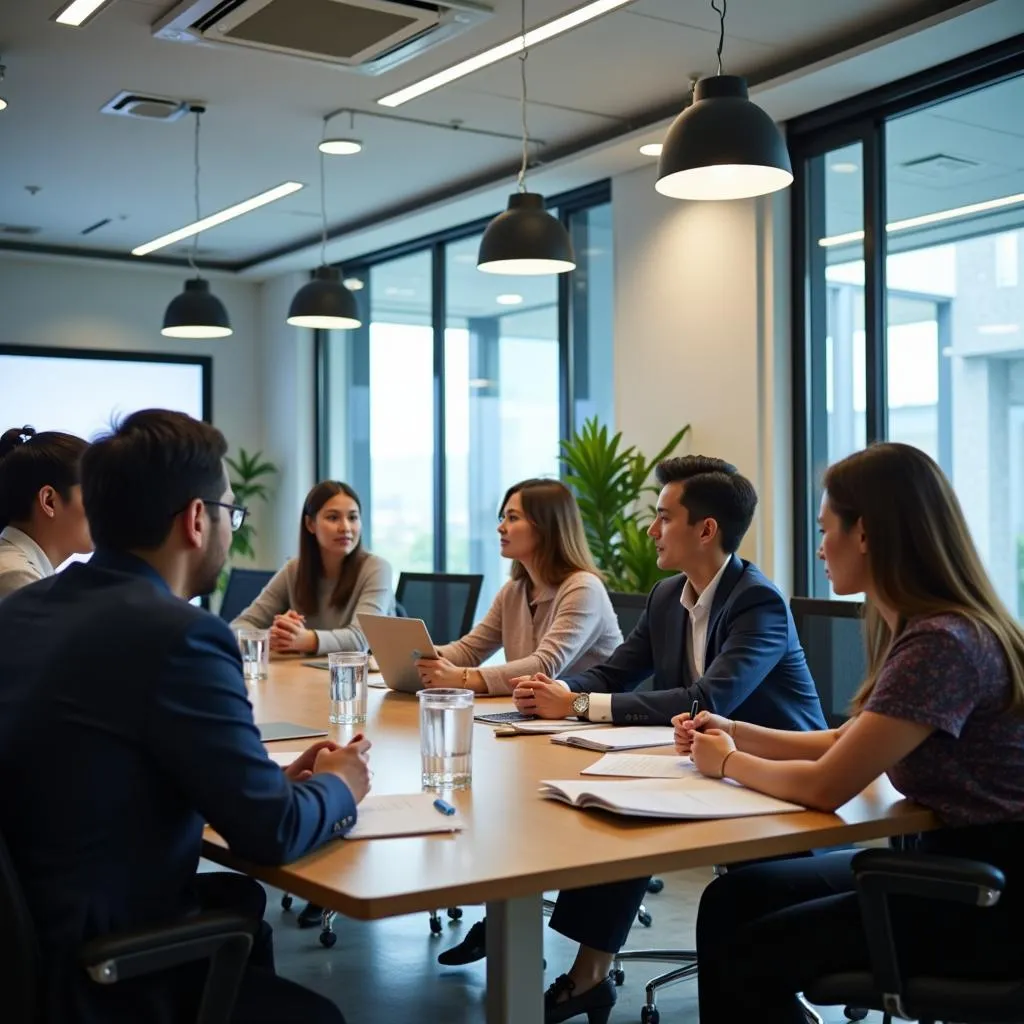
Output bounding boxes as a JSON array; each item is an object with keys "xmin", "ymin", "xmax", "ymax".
[
  {"xmin": 565, "ymin": 556, "xmax": 826, "ymax": 730},
  {"xmin": 0, "ymin": 550, "xmax": 357, "ymax": 1023}
]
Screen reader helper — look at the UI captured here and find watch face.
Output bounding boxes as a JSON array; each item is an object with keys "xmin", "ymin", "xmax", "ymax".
[{"xmin": 573, "ymin": 694, "xmax": 588, "ymax": 714}]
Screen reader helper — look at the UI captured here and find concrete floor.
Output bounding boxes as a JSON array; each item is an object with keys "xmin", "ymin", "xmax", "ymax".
[{"xmin": 253, "ymin": 865, "xmax": 889, "ymax": 1024}]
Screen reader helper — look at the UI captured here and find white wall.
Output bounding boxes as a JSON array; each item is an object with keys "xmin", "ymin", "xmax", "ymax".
[{"xmin": 612, "ymin": 165, "xmax": 792, "ymax": 591}]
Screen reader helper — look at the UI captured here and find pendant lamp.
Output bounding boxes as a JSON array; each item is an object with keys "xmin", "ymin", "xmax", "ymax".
[
  {"xmin": 287, "ymin": 117, "xmax": 361, "ymax": 329},
  {"xmin": 162, "ymin": 106, "xmax": 233, "ymax": 339},
  {"xmin": 477, "ymin": 0, "xmax": 575, "ymax": 276},
  {"xmin": 655, "ymin": 0, "xmax": 792, "ymax": 202}
]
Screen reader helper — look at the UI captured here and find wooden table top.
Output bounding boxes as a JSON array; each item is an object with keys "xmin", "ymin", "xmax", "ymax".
[{"xmin": 202, "ymin": 660, "xmax": 937, "ymax": 920}]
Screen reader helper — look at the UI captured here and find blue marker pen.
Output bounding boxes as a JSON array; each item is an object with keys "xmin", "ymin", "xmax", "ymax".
[{"xmin": 433, "ymin": 798, "xmax": 457, "ymax": 816}]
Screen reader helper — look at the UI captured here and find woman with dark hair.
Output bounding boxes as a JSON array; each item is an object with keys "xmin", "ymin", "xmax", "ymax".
[
  {"xmin": 675, "ymin": 442, "xmax": 1024, "ymax": 1024},
  {"xmin": 416, "ymin": 477, "xmax": 621, "ymax": 696},
  {"xmin": 0, "ymin": 425, "xmax": 92, "ymax": 599},
  {"xmin": 232, "ymin": 480, "xmax": 394, "ymax": 654}
]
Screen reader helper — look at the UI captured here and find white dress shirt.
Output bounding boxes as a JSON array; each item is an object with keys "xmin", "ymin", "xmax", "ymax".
[
  {"xmin": 0, "ymin": 526, "xmax": 55, "ymax": 600},
  {"xmin": 570, "ymin": 557, "xmax": 732, "ymax": 723}
]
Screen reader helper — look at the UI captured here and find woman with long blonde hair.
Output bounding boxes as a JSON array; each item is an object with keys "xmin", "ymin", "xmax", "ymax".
[{"xmin": 675, "ymin": 442, "xmax": 1024, "ymax": 1022}]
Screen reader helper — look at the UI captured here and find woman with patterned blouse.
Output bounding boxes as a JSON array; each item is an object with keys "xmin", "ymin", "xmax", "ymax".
[{"xmin": 675, "ymin": 442, "xmax": 1024, "ymax": 1024}]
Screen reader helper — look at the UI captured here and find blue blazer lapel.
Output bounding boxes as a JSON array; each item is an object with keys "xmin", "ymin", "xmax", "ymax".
[{"xmin": 703, "ymin": 555, "xmax": 743, "ymax": 664}]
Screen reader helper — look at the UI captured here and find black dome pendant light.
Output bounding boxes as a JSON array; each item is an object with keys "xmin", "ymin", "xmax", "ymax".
[
  {"xmin": 477, "ymin": 0, "xmax": 575, "ymax": 276},
  {"xmin": 656, "ymin": 0, "xmax": 793, "ymax": 202},
  {"xmin": 162, "ymin": 106, "xmax": 233, "ymax": 339},
  {"xmin": 287, "ymin": 116, "xmax": 361, "ymax": 330}
]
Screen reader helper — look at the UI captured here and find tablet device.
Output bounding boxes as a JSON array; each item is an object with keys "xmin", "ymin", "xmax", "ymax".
[
  {"xmin": 357, "ymin": 613, "xmax": 438, "ymax": 693},
  {"xmin": 258, "ymin": 721, "xmax": 329, "ymax": 742}
]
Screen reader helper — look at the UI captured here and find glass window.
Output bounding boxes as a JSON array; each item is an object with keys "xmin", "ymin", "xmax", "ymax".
[{"xmin": 444, "ymin": 234, "xmax": 561, "ymax": 611}]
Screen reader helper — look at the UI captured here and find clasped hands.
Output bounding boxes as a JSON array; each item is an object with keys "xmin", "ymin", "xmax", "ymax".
[
  {"xmin": 510, "ymin": 674, "xmax": 576, "ymax": 718},
  {"xmin": 282, "ymin": 735, "xmax": 373, "ymax": 803},
  {"xmin": 672, "ymin": 709, "xmax": 737, "ymax": 778},
  {"xmin": 269, "ymin": 609, "xmax": 317, "ymax": 654}
]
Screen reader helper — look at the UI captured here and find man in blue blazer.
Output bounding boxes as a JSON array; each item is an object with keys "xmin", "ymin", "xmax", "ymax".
[
  {"xmin": 0, "ymin": 410, "xmax": 366, "ymax": 1024},
  {"xmin": 441, "ymin": 457, "xmax": 825, "ymax": 1021}
]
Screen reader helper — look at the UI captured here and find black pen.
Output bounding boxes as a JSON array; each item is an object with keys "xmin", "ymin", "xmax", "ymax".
[{"xmin": 690, "ymin": 699, "xmax": 702, "ymax": 732}]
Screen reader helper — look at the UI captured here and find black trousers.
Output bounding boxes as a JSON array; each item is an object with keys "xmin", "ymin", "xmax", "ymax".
[
  {"xmin": 695, "ymin": 847, "xmax": 1023, "ymax": 1024},
  {"xmin": 548, "ymin": 875, "xmax": 653, "ymax": 954}
]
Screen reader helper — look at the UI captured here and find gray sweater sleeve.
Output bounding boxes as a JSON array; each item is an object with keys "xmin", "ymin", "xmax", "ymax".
[
  {"xmin": 314, "ymin": 556, "xmax": 395, "ymax": 655},
  {"xmin": 229, "ymin": 564, "xmax": 293, "ymax": 630}
]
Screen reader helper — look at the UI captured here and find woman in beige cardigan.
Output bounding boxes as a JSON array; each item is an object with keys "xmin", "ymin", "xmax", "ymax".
[{"xmin": 415, "ymin": 477, "xmax": 621, "ymax": 696}]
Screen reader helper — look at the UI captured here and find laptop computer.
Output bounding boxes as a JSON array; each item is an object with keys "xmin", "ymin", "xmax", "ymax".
[{"xmin": 356, "ymin": 613, "xmax": 439, "ymax": 693}]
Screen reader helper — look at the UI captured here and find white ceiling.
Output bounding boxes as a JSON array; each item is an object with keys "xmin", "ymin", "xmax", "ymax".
[{"xmin": 0, "ymin": 0, "xmax": 998, "ymax": 273}]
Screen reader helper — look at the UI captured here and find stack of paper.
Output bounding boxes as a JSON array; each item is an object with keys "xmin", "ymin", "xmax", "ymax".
[
  {"xmin": 344, "ymin": 793, "xmax": 466, "ymax": 840},
  {"xmin": 551, "ymin": 726, "xmax": 676, "ymax": 751},
  {"xmin": 581, "ymin": 753, "xmax": 697, "ymax": 778}
]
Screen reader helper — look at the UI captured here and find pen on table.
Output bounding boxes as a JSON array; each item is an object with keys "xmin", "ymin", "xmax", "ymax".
[{"xmin": 433, "ymin": 798, "xmax": 456, "ymax": 816}]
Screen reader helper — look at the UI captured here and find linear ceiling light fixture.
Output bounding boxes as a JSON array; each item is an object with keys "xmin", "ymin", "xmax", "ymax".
[
  {"xmin": 287, "ymin": 116, "xmax": 362, "ymax": 330},
  {"xmin": 818, "ymin": 192, "xmax": 1024, "ymax": 248},
  {"xmin": 477, "ymin": 0, "xmax": 575, "ymax": 276},
  {"xmin": 377, "ymin": 0, "xmax": 634, "ymax": 108},
  {"xmin": 656, "ymin": 0, "xmax": 792, "ymax": 201},
  {"xmin": 52, "ymin": 0, "xmax": 118, "ymax": 27},
  {"xmin": 159, "ymin": 106, "xmax": 232, "ymax": 339}
]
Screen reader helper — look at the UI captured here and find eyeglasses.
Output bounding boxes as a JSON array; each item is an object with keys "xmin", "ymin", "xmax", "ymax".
[{"xmin": 204, "ymin": 500, "xmax": 249, "ymax": 532}]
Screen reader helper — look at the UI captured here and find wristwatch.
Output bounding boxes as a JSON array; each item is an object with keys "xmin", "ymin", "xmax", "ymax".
[{"xmin": 572, "ymin": 693, "xmax": 591, "ymax": 721}]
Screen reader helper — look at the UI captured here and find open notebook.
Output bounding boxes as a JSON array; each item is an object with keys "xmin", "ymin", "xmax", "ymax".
[
  {"xmin": 551, "ymin": 726, "xmax": 676, "ymax": 751},
  {"xmin": 539, "ymin": 776, "xmax": 804, "ymax": 819}
]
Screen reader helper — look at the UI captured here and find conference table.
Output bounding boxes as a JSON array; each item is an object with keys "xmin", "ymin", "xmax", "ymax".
[{"xmin": 201, "ymin": 660, "xmax": 937, "ymax": 1024}]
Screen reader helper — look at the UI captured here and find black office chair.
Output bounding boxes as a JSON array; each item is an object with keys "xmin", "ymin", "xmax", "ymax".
[
  {"xmin": 0, "ymin": 825, "xmax": 253, "ymax": 1024},
  {"xmin": 394, "ymin": 572, "xmax": 483, "ymax": 644},
  {"xmin": 804, "ymin": 847, "xmax": 1018, "ymax": 1024},
  {"xmin": 219, "ymin": 568, "xmax": 276, "ymax": 623}
]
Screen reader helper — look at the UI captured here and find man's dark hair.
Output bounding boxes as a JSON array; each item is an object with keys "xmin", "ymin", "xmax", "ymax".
[
  {"xmin": 0, "ymin": 427, "xmax": 88, "ymax": 531},
  {"xmin": 81, "ymin": 409, "xmax": 228, "ymax": 551},
  {"xmin": 654, "ymin": 455, "xmax": 758, "ymax": 554}
]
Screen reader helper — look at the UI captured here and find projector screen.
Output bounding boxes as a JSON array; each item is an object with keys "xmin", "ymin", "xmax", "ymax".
[{"xmin": 0, "ymin": 345, "xmax": 210, "ymax": 440}]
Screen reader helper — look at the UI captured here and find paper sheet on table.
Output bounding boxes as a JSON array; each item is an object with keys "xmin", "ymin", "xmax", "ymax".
[
  {"xmin": 582, "ymin": 753, "xmax": 698, "ymax": 779},
  {"xmin": 266, "ymin": 750, "xmax": 303, "ymax": 767},
  {"xmin": 551, "ymin": 726, "xmax": 676, "ymax": 751},
  {"xmin": 344, "ymin": 793, "xmax": 465, "ymax": 840}
]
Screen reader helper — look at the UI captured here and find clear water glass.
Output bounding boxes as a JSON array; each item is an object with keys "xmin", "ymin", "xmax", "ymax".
[
  {"xmin": 236, "ymin": 628, "xmax": 269, "ymax": 681},
  {"xmin": 329, "ymin": 652, "xmax": 368, "ymax": 725},
  {"xmin": 418, "ymin": 688, "xmax": 474, "ymax": 790}
]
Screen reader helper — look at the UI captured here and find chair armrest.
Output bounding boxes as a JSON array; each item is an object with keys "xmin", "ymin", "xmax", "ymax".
[
  {"xmin": 850, "ymin": 848, "xmax": 1005, "ymax": 1019},
  {"xmin": 81, "ymin": 912, "xmax": 253, "ymax": 1024}
]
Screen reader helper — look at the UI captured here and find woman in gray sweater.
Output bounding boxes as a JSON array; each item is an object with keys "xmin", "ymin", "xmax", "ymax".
[{"xmin": 232, "ymin": 480, "xmax": 394, "ymax": 655}]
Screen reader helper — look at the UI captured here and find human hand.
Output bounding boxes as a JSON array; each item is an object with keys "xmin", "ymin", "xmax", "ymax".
[
  {"xmin": 512, "ymin": 676, "xmax": 575, "ymax": 719},
  {"xmin": 672, "ymin": 710, "xmax": 734, "ymax": 755},
  {"xmin": 283, "ymin": 740, "xmax": 339, "ymax": 781},
  {"xmin": 270, "ymin": 615, "xmax": 317, "ymax": 654},
  {"xmin": 415, "ymin": 656, "xmax": 462, "ymax": 687},
  {"xmin": 691, "ymin": 729, "xmax": 737, "ymax": 779},
  {"xmin": 315, "ymin": 734, "xmax": 372, "ymax": 803}
]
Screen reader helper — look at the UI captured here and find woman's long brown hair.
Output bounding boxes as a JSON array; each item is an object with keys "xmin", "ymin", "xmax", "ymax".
[
  {"xmin": 823, "ymin": 443, "xmax": 1024, "ymax": 712},
  {"xmin": 293, "ymin": 480, "xmax": 368, "ymax": 616}
]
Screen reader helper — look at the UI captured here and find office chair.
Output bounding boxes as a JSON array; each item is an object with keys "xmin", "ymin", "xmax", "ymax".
[
  {"xmin": 0, "ymin": 825, "xmax": 253, "ymax": 1024},
  {"xmin": 804, "ymin": 847, "xmax": 1019, "ymax": 1024},
  {"xmin": 219, "ymin": 568, "xmax": 276, "ymax": 624},
  {"xmin": 394, "ymin": 572, "xmax": 484, "ymax": 644}
]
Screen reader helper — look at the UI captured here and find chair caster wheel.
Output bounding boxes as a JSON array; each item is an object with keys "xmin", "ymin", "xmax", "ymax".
[
  {"xmin": 640, "ymin": 1006, "xmax": 660, "ymax": 1024},
  {"xmin": 844, "ymin": 1009, "xmax": 868, "ymax": 1021},
  {"xmin": 638, "ymin": 911, "xmax": 652, "ymax": 927},
  {"xmin": 280, "ymin": 894, "xmax": 293, "ymax": 911},
  {"xmin": 646, "ymin": 878, "xmax": 664, "ymax": 894},
  {"xmin": 319, "ymin": 930, "xmax": 337, "ymax": 948},
  {"xmin": 430, "ymin": 918, "xmax": 443, "ymax": 935},
  {"xmin": 447, "ymin": 907, "xmax": 463, "ymax": 920},
  {"xmin": 611, "ymin": 969, "xmax": 625, "ymax": 986}
]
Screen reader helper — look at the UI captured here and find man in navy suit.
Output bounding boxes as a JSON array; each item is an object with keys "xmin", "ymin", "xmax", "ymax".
[
  {"xmin": 440, "ymin": 457, "xmax": 825, "ymax": 1018},
  {"xmin": 0, "ymin": 410, "xmax": 367, "ymax": 1024}
]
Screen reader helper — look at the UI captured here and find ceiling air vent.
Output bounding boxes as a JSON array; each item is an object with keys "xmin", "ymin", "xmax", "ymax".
[
  {"xmin": 101, "ymin": 91, "xmax": 189, "ymax": 121},
  {"xmin": 152, "ymin": 0, "xmax": 492, "ymax": 75},
  {"xmin": 899, "ymin": 153, "xmax": 981, "ymax": 180}
]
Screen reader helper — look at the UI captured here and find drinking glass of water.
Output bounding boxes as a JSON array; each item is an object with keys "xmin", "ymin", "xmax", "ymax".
[
  {"xmin": 236, "ymin": 628, "xmax": 269, "ymax": 682},
  {"xmin": 328, "ymin": 652, "xmax": 368, "ymax": 725},
  {"xmin": 418, "ymin": 688, "xmax": 474, "ymax": 790}
]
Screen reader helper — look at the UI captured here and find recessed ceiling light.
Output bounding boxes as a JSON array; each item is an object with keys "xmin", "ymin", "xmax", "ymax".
[
  {"xmin": 131, "ymin": 181, "xmax": 304, "ymax": 256},
  {"xmin": 384, "ymin": 285, "xmax": 416, "ymax": 298},
  {"xmin": 639, "ymin": 143, "xmax": 663, "ymax": 157},
  {"xmin": 496, "ymin": 293, "xmax": 524, "ymax": 305},
  {"xmin": 342, "ymin": 277, "xmax": 364, "ymax": 291},
  {"xmin": 319, "ymin": 138, "xmax": 363, "ymax": 156},
  {"xmin": 978, "ymin": 323, "xmax": 1019, "ymax": 335},
  {"xmin": 0, "ymin": 98, "xmax": 7, "ymax": 113},
  {"xmin": 830, "ymin": 161, "xmax": 859, "ymax": 174},
  {"xmin": 377, "ymin": 0, "xmax": 634, "ymax": 107},
  {"xmin": 52, "ymin": 0, "xmax": 116, "ymax": 27}
]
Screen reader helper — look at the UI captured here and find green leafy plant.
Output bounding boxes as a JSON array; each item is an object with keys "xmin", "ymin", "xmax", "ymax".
[
  {"xmin": 225, "ymin": 448, "xmax": 278, "ymax": 562},
  {"xmin": 559, "ymin": 417, "xmax": 690, "ymax": 593}
]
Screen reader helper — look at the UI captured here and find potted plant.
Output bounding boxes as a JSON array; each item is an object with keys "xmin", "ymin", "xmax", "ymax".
[
  {"xmin": 218, "ymin": 448, "xmax": 278, "ymax": 593},
  {"xmin": 559, "ymin": 417, "xmax": 690, "ymax": 594}
]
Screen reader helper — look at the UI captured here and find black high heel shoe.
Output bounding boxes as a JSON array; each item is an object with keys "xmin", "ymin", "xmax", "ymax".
[
  {"xmin": 544, "ymin": 974, "xmax": 617, "ymax": 1024},
  {"xmin": 437, "ymin": 919, "xmax": 487, "ymax": 965}
]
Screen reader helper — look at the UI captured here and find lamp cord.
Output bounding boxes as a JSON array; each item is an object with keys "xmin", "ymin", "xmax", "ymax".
[
  {"xmin": 190, "ymin": 108, "xmax": 201, "ymax": 274},
  {"xmin": 319, "ymin": 117, "xmax": 328, "ymax": 267},
  {"xmin": 517, "ymin": 0, "xmax": 529, "ymax": 193},
  {"xmin": 710, "ymin": 0, "xmax": 726, "ymax": 75}
]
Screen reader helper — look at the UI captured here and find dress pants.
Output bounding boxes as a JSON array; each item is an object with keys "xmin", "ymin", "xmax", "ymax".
[
  {"xmin": 695, "ymin": 844, "xmax": 1023, "ymax": 1024},
  {"xmin": 548, "ymin": 875, "xmax": 653, "ymax": 954}
]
